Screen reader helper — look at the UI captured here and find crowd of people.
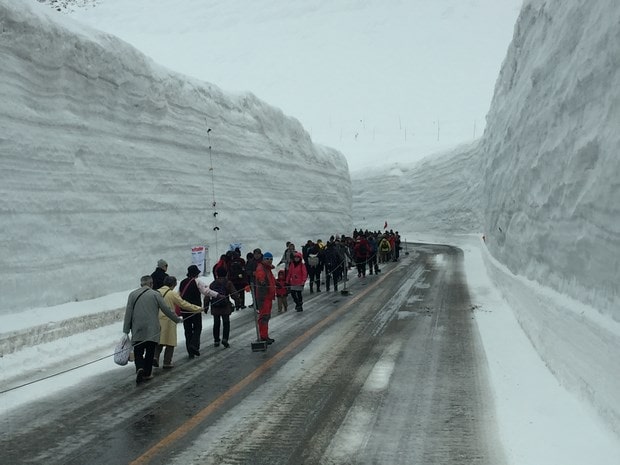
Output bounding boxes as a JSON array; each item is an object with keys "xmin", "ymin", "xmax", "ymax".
[{"xmin": 122, "ymin": 229, "xmax": 402, "ymax": 384}]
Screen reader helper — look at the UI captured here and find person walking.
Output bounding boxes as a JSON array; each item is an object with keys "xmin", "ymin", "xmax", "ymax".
[
  {"xmin": 123, "ymin": 275, "xmax": 182, "ymax": 384},
  {"xmin": 277, "ymin": 242, "xmax": 296, "ymax": 277},
  {"xmin": 254, "ymin": 250, "xmax": 276, "ymax": 344},
  {"xmin": 229, "ymin": 249, "xmax": 248, "ymax": 310},
  {"xmin": 353, "ymin": 235, "xmax": 370, "ymax": 278},
  {"xmin": 150, "ymin": 259, "xmax": 169, "ymax": 290},
  {"xmin": 156, "ymin": 275, "xmax": 206, "ymax": 369},
  {"xmin": 206, "ymin": 267, "xmax": 240, "ymax": 348},
  {"xmin": 306, "ymin": 242, "xmax": 323, "ymax": 293},
  {"xmin": 286, "ymin": 252, "xmax": 308, "ymax": 311},
  {"xmin": 275, "ymin": 269, "xmax": 288, "ymax": 313},
  {"xmin": 378, "ymin": 235, "xmax": 391, "ymax": 264},
  {"xmin": 178, "ymin": 265, "xmax": 208, "ymax": 358},
  {"xmin": 324, "ymin": 240, "xmax": 343, "ymax": 292},
  {"xmin": 367, "ymin": 235, "xmax": 380, "ymax": 275}
]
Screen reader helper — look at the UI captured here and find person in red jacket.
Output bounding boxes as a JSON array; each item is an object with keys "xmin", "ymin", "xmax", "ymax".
[
  {"xmin": 254, "ymin": 250, "xmax": 276, "ymax": 344},
  {"xmin": 275, "ymin": 269, "xmax": 288, "ymax": 313},
  {"xmin": 353, "ymin": 235, "xmax": 371, "ymax": 278},
  {"xmin": 286, "ymin": 252, "xmax": 308, "ymax": 311}
]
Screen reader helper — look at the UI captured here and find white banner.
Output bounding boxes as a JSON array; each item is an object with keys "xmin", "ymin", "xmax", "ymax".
[{"xmin": 191, "ymin": 245, "xmax": 208, "ymax": 274}]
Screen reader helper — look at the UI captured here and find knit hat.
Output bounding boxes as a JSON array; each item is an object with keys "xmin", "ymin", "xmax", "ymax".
[
  {"xmin": 263, "ymin": 252, "xmax": 273, "ymax": 259},
  {"xmin": 157, "ymin": 259, "xmax": 168, "ymax": 268},
  {"xmin": 187, "ymin": 264, "xmax": 201, "ymax": 277},
  {"xmin": 253, "ymin": 248, "xmax": 262, "ymax": 255}
]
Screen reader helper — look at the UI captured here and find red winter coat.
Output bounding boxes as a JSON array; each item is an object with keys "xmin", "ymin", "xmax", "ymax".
[
  {"xmin": 275, "ymin": 271, "xmax": 288, "ymax": 297},
  {"xmin": 286, "ymin": 253, "xmax": 308, "ymax": 289}
]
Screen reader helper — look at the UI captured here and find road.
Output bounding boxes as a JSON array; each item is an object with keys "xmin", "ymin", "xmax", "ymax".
[{"xmin": 1, "ymin": 243, "xmax": 506, "ymax": 465}]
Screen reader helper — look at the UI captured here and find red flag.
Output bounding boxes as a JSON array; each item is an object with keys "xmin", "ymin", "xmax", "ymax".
[{"xmin": 383, "ymin": 221, "xmax": 388, "ymax": 229}]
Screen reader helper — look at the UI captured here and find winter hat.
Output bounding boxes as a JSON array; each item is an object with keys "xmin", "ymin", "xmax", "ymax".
[
  {"xmin": 157, "ymin": 259, "xmax": 168, "ymax": 268},
  {"xmin": 253, "ymin": 248, "xmax": 262, "ymax": 255},
  {"xmin": 263, "ymin": 252, "xmax": 273, "ymax": 259},
  {"xmin": 187, "ymin": 264, "xmax": 201, "ymax": 277}
]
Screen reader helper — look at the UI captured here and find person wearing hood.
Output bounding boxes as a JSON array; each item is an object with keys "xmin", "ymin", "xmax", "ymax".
[
  {"xmin": 275, "ymin": 269, "xmax": 288, "ymax": 313},
  {"xmin": 286, "ymin": 252, "xmax": 308, "ymax": 311},
  {"xmin": 254, "ymin": 250, "xmax": 276, "ymax": 344}
]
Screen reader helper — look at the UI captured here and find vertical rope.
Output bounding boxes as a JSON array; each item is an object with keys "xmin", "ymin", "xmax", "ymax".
[{"xmin": 207, "ymin": 126, "xmax": 219, "ymax": 259}]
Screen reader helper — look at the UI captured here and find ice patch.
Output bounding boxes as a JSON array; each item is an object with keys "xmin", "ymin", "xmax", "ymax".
[{"xmin": 364, "ymin": 359, "xmax": 395, "ymax": 391}]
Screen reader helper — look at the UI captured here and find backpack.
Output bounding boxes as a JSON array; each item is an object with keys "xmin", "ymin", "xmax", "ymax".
[
  {"xmin": 307, "ymin": 254, "xmax": 319, "ymax": 267},
  {"xmin": 209, "ymin": 279, "xmax": 230, "ymax": 308},
  {"xmin": 230, "ymin": 258, "xmax": 245, "ymax": 279}
]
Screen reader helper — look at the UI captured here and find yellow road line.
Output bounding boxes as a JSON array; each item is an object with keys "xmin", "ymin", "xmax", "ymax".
[{"xmin": 131, "ymin": 267, "xmax": 398, "ymax": 465}]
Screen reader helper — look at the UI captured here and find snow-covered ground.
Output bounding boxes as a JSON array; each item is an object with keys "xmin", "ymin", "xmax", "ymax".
[{"xmin": 2, "ymin": 0, "xmax": 620, "ymax": 463}]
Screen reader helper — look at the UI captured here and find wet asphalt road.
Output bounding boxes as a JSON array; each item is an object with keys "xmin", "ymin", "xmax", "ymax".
[{"xmin": 1, "ymin": 243, "xmax": 505, "ymax": 465}]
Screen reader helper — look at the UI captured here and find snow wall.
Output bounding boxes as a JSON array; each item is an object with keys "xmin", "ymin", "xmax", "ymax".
[
  {"xmin": 353, "ymin": 0, "xmax": 620, "ymax": 436},
  {"xmin": 0, "ymin": 0, "xmax": 352, "ymax": 313},
  {"xmin": 480, "ymin": 0, "xmax": 620, "ymax": 436},
  {"xmin": 481, "ymin": 0, "xmax": 620, "ymax": 322},
  {"xmin": 352, "ymin": 141, "xmax": 483, "ymax": 235}
]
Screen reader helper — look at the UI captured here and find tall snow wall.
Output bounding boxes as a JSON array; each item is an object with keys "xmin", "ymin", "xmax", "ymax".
[
  {"xmin": 351, "ymin": 142, "xmax": 483, "ymax": 233},
  {"xmin": 481, "ymin": 0, "xmax": 620, "ymax": 320},
  {"xmin": 0, "ymin": 0, "xmax": 351, "ymax": 313},
  {"xmin": 480, "ymin": 0, "xmax": 620, "ymax": 435}
]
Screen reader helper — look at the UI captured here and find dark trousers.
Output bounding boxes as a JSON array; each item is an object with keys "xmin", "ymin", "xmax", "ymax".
[
  {"xmin": 155, "ymin": 344, "xmax": 174, "ymax": 366},
  {"xmin": 356, "ymin": 260, "xmax": 366, "ymax": 277},
  {"xmin": 133, "ymin": 340, "xmax": 157, "ymax": 377},
  {"xmin": 308, "ymin": 267, "xmax": 321, "ymax": 291},
  {"xmin": 326, "ymin": 268, "xmax": 342, "ymax": 290},
  {"xmin": 182, "ymin": 312, "xmax": 202, "ymax": 355},
  {"xmin": 232, "ymin": 282, "xmax": 245, "ymax": 308},
  {"xmin": 368, "ymin": 254, "xmax": 379, "ymax": 274},
  {"xmin": 290, "ymin": 289, "xmax": 303, "ymax": 308},
  {"xmin": 213, "ymin": 314, "xmax": 230, "ymax": 342}
]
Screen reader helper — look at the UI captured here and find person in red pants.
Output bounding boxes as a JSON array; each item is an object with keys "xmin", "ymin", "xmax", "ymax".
[{"xmin": 254, "ymin": 250, "xmax": 276, "ymax": 344}]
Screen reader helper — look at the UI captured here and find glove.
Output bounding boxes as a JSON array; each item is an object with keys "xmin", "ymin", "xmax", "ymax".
[{"xmin": 203, "ymin": 306, "xmax": 210, "ymax": 314}]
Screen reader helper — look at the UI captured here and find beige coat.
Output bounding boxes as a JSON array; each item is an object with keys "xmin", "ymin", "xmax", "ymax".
[{"xmin": 158, "ymin": 286, "xmax": 202, "ymax": 346}]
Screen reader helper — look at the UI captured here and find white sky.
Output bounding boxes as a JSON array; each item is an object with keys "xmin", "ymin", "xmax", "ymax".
[{"xmin": 69, "ymin": 0, "xmax": 523, "ymax": 171}]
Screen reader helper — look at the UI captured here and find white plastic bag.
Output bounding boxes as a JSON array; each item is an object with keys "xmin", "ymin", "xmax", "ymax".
[{"xmin": 113, "ymin": 333, "xmax": 132, "ymax": 366}]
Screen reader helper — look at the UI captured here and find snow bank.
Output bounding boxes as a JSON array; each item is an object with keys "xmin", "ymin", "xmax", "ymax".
[
  {"xmin": 481, "ymin": 243, "xmax": 620, "ymax": 438},
  {"xmin": 0, "ymin": 0, "xmax": 351, "ymax": 314}
]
